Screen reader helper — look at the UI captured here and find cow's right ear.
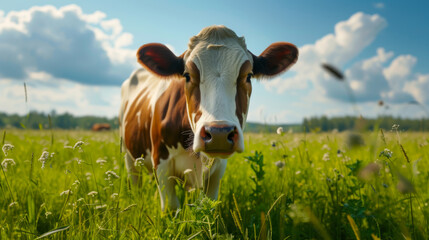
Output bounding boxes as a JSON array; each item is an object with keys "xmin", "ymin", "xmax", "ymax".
[{"xmin": 137, "ymin": 43, "xmax": 184, "ymax": 77}]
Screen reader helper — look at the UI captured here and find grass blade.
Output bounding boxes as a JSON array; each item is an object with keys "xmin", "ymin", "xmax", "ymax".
[{"xmin": 35, "ymin": 225, "xmax": 70, "ymax": 239}]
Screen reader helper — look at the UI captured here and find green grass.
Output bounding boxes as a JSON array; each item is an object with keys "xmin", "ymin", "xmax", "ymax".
[{"xmin": 0, "ymin": 129, "xmax": 428, "ymax": 239}]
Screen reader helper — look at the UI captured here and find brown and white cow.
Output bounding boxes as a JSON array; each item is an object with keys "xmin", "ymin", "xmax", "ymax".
[{"xmin": 119, "ymin": 26, "xmax": 298, "ymax": 210}]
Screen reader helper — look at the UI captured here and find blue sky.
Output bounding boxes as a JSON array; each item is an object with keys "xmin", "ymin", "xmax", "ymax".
[{"xmin": 1, "ymin": 1, "xmax": 428, "ymax": 123}]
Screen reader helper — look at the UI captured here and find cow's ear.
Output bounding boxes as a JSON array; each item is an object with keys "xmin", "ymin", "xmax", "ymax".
[
  {"xmin": 251, "ymin": 42, "xmax": 298, "ymax": 78},
  {"xmin": 137, "ymin": 43, "xmax": 184, "ymax": 77}
]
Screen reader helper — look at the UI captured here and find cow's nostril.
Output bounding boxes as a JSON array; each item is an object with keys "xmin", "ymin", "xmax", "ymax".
[
  {"xmin": 201, "ymin": 126, "xmax": 212, "ymax": 142},
  {"xmin": 227, "ymin": 127, "xmax": 237, "ymax": 143}
]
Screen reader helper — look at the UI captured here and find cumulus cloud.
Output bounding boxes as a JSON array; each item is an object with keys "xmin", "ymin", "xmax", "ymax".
[
  {"xmin": 263, "ymin": 11, "xmax": 429, "ymax": 109},
  {"xmin": 0, "ymin": 4, "xmax": 137, "ymax": 85},
  {"xmin": 263, "ymin": 12, "xmax": 387, "ymax": 95}
]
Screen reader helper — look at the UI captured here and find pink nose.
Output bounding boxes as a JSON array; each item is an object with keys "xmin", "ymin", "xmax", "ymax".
[{"xmin": 200, "ymin": 124, "xmax": 238, "ymax": 153}]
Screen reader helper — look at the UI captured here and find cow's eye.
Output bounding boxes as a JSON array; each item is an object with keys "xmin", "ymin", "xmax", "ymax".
[
  {"xmin": 183, "ymin": 73, "xmax": 191, "ymax": 83},
  {"xmin": 246, "ymin": 73, "xmax": 253, "ymax": 83}
]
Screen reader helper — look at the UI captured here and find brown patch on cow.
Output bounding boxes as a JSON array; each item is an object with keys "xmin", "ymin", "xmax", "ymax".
[
  {"xmin": 236, "ymin": 60, "xmax": 252, "ymax": 127},
  {"xmin": 124, "ymin": 92, "xmax": 153, "ymax": 161},
  {"xmin": 151, "ymin": 79, "xmax": 193, "ymax": 167},
  {"xmin": 184, "ymin": 61, "xmax": 202, "ymax": 128},
  {"xmin": 92, "ymin": 123, "xmax": 111, "ymax": 131}
]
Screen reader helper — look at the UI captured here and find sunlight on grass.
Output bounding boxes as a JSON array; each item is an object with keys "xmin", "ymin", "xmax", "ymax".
[{"xmin": 0, "ymin": 129, "xmax": 428, "ymax": 239}]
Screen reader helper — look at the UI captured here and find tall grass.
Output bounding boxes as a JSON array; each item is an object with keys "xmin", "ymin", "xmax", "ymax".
[{"xmin": 0, "ymin": 129, "xmax": 428, "ymax": 239}]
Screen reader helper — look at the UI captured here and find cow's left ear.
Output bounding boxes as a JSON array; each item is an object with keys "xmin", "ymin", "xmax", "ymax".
[
  {"xmin": 137, "ymin": 43, "xmax": 184, "ymax": 77},
  {"xmin": 251, "ymin": 42, "xmax": 298, "ymax": 78}
]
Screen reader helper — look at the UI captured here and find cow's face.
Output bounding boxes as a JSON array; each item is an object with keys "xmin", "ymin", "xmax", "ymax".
[{"xmin": 137, "ymin": 26, "xmax": 298, "ymax": 158}]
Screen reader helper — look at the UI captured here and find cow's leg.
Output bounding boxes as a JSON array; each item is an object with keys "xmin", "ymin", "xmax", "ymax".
[
  {"xmin": 205, "ymin": 159, "xmax": 227, "ymax": 199},
  {"xmin": 157, "ymin": 160, "xmax": 180, "ymax": 211},
  {"xmin": 124, "ymin": 153, "xmax": 140, "ymax": 185}
]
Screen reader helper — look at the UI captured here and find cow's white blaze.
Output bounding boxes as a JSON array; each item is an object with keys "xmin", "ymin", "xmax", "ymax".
[{"xmin": 183, "ymin": 28, "xmax": 253, "ymax": 155}]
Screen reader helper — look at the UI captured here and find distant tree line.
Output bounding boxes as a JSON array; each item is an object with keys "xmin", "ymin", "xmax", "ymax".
[
  {"xmin": 0, "ymin": 111, "xmax": 427, "ymax": 132},
  {"xmin": 0, "ymin": 111, "xmax": 119, "ymax": 130},
  {"xmin": 302, "ymin": 115, "xmax": 428, "ymax": 132}
]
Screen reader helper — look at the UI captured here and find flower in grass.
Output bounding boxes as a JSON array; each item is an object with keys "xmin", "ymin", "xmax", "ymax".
[
  {"xmin": 1, "ymin": 158, "xmax": 16, "ymax": 170},
  {"xmin": 111, "ymin": 193, "xmax": 119, "ymax": 199},
  {"xmin": 274, "ymin": 160, "xmax": 285, "ymax": 170},
  {"xmin": 134, "ymin": 157, "xmax": 145, "ymax": 167},
  {"xmin": 321, "ymin": 144, "xmax": 331, "ymax": 151},
  {"xmin": 2, "ymin": 144, "xmax": 14, "ymax": 156},
  {"xmin": 8, "ymin": 202, "xmax": 19, "ymax": 208},
  {"xmin": 379, "ymin": 148, "xmax": 393, "ymax": 159},
  {"xmin": 105, "ymin": 170, "xmax": 119, "ymax": 180},
  {"xmin": 184, "ymin": 169, "xmax": 193, "ymax": 175},
  {"xmin": 391, "ymin": 124, "xmax": 400, "ymax": 131},
  {"xmin": 38, "ymin": 151, "xmax": 50, "ymax": 169},
  {"xmin": 60, "ymin": 189, "xmax": 73, "ymax": 196},
  {"xmin": 45, "ymin": 211, "xmax": 52, "ymax": 218},
  {"xmin": 96, "ymin": 158, "xmax": 107, "ymax": 166},
  {"xmin": 322, "ymin": 153, "xmax": 330, "ymax": 161},
  {"xmin": 295, "ymin": 170, "xmax": 301, "ymax": 175},
  {"xmin": 87, "ymin": 191, "xmax": 98, "ymax": 197},
  {"xmin": 72, "ymin": 180, "xmax": 80, "ymax": 188},
  {"xmin": 73, "ymin": 141, "xmax": 84, "ymax": 150},
  {"xmin": 276, "ymin": 127, "xmax": 284, "ymax": 135},
  {"xmin": 271, "ymin": 141, "xmax": 276, "ymax": 147}
]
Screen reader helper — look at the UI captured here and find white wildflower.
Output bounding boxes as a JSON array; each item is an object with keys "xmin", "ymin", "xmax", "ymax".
[
  {"xmin": 73, "ymin": 141, "xmax": 84, "ymax": 150},
  {"xmin": 392, "ymin": 124, "xmax": 400, "ymax": 131},
  {"xmin": 322, "ymin": 153, "xmax": 330, "ymax": 161},
  {"xmin": 111, "ymin": 193, "xmax": 119, "ymax": 199},
  {"xmin": 2, "ymin": 144, "xmax": 14, "ymax": 156},
  {"xmin": 86, "ymin": 172, "xmax": 92, "ymax": 180},
  {"xmin": 1, "ymin": 158, "xmax": 16, "ymax": 170},
  {"xmin": 134, "ymin": 157, "xmax": 145, "ymax": 167},
  {"xmin": 184, "ymin": 169, "xmax": 193, "ymax": 175},
  {"xmin": 274, "ymin": 160, "xmax": 285, "ymax": 169},
  {"xmin": 60, "ymin": 189, "xmax": 72, "ymax": 196},
  {"xmin": 321, "ymin": 144, "xmax": 331, "ymax": 151},
  {"xmin": 295, "ymin": 170, "xmax": 301, "ymax": 175},
  {"xmin": 38, "ymin": 151, "xmax": 50, "ymax": 169},
  {"xmin": 276, "ymin": 127, "xmax": 284, "ymax": 135},
  {"xmin": 72, "ymin": 180, "xmax": 80, "ymax": 188},
  {"xmin": 96, "ymin": 158, "xmax": 107, "ymax": 166},
  {"xmin": 95, "ymin": 204, "xmax": 107, "ymax": 209},
  {"xmin": 8, "ymin": 202, "xmax": 18, "ymax": 208},
  {"xmin": 45, "ymin": 211, "xmax": 52, "ymax": 218},
  {"xmin": 87, "ymin": 191, "xmax": 98, "ymax": 197},
  {"xmin": 105, "ymin": 170, "xmax": 119, "ymax": 180},
  {"xmin": 77, "ymin": 198, "xmax": 84, "ymax": 202}
]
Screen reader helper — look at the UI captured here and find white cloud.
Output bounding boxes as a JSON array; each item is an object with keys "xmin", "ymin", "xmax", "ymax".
[
  {"xmin": 0, "ymin": 4, "xmax": 137, "ymax": 85},
  {"xmin": 263, "ymin": 12, "xmax": 387, "ymax": 96},
  {"xmin": 0, "ymin": 77, "xmax": 121, "ymax": 117},
  {"xmin": 404, "ymin": 74, "xmax": 429, "ymax": 104}
]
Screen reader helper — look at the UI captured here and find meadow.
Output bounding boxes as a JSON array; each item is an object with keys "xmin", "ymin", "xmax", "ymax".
[{"xmin": 0, "ymin": 128, "xmax": 428, "ymax": 239}]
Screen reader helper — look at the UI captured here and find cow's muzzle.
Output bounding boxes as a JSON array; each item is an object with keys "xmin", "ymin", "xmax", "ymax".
[{"xmin": 198, "ymin": 123, "xmax": 239, "ymax": 157}]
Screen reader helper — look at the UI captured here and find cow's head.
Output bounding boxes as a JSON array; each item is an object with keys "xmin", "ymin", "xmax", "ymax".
[{"xmin": 137, "ymin": 26, "xmax": 298, "ymax": 158}]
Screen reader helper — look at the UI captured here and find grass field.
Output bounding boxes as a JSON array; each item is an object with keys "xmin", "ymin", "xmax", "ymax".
[{"xmin": 0, "ymin": 128, "xmax": 428, "ymax": 239}]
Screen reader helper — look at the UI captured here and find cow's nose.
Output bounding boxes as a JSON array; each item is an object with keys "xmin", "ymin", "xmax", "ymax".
[{"xmin": 200, "ymin": 124, "xmax": 238, "ymax": 153}]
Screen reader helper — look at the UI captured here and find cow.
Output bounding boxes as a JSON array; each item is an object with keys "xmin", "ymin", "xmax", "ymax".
[
  {"xmin": 119, "ymin": 25, "xmax": 298, "ymax": 210},
  {"xmin": 92, "ymin": 123, "xmax": 111, "ymax": 131}
]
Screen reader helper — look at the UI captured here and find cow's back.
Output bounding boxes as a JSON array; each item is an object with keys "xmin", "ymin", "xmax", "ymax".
[{"xmin": 119, "ymin": 68, "xmax": 171, "ymax": 162}]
